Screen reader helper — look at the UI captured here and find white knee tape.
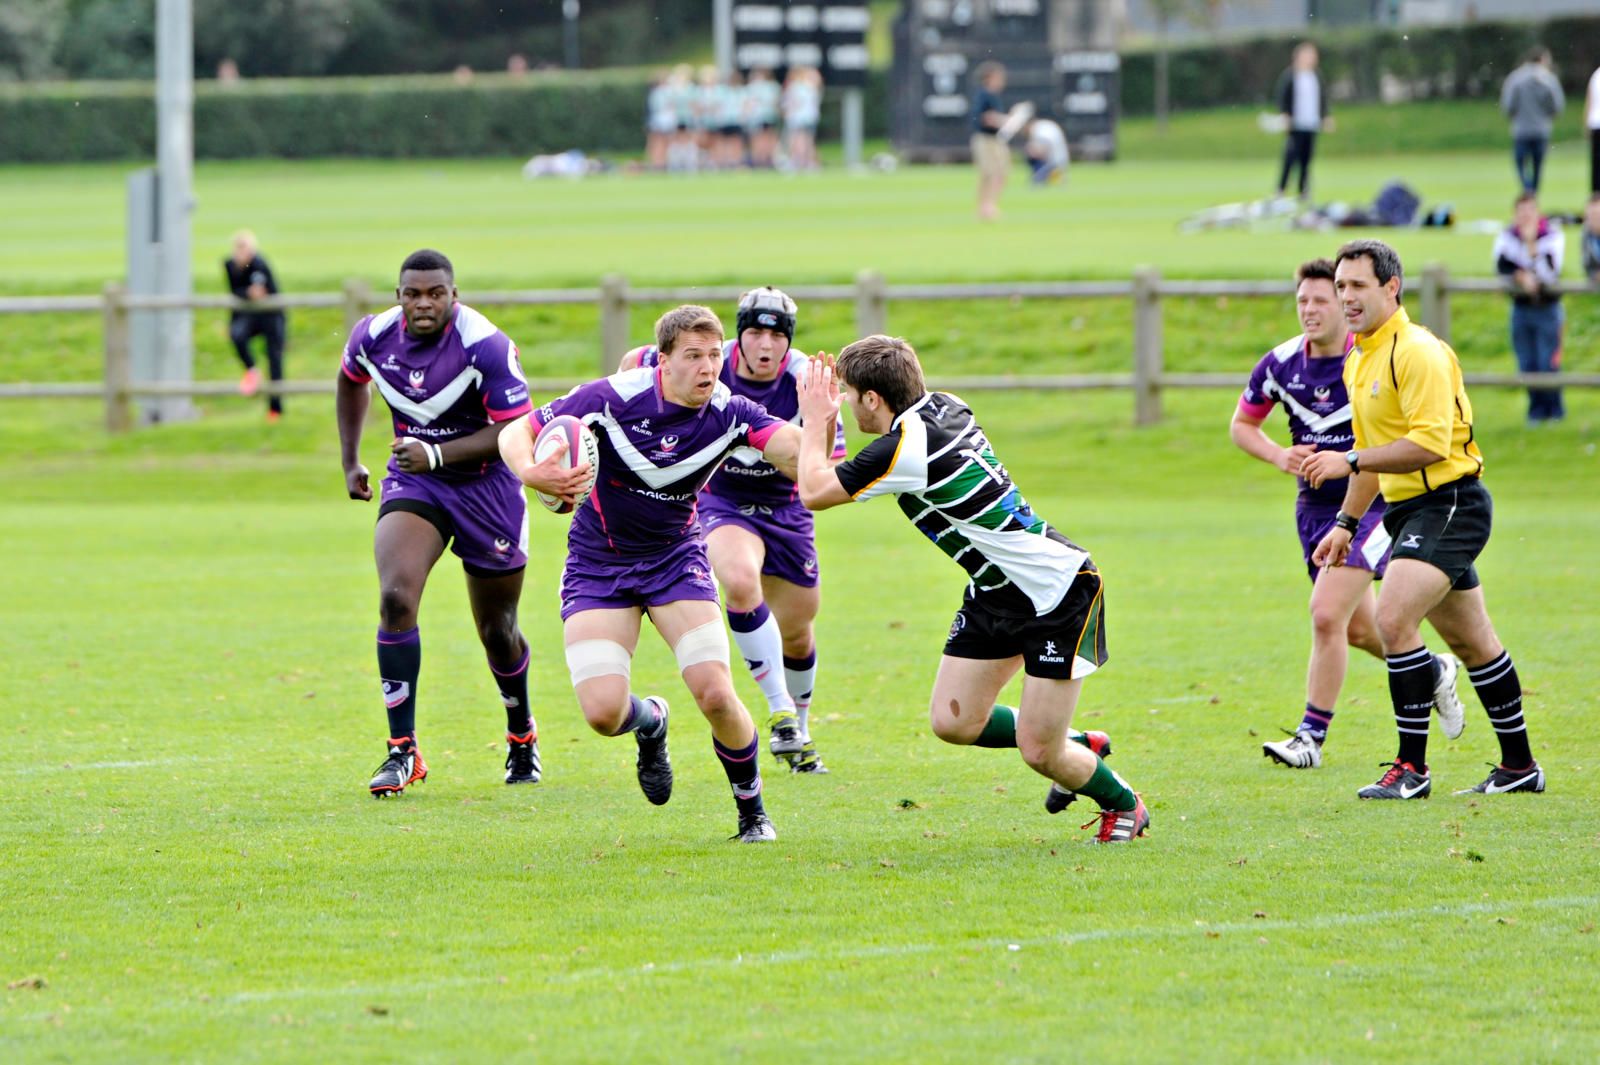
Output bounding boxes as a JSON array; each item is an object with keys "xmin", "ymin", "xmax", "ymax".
[
  {"xmin": 565, "ymin": 639, "xmax": 632, "ymax": 685},
  {"xmin": 673, "ymin": 621, "xmax": 729, "ymax": 672}
]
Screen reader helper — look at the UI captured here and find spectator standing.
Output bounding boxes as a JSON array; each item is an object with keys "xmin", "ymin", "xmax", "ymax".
[
  {"xmin": 645, "ymin": 71, "xmax": 676, "ymax": 170},
  {"xmin": 666, "ymin": 65, "xmax": 698, "ymax": 172},
  {"xmin": 1500, "ymin": 47, "xmax": 1564, "ymax": 194},
  {"xmin": 716, "ymin": 69, "xmax": 748, "ymax": 169},
  {"xmin": 745, "ymin": 68, "xmax": 782, "ymax": 168},
  {"xmin": 1274, "ymin": 43, "xmax": 1331, "ymax": 202},
  {"xmin": 224, "ymin": 230, "xmax": 287, "ymax": 420},
  {"xmin": 1493, "ymin": 192, "xmax": 1566, "ymax": 425},
  {"xmin": 783, "ymin": 67, "xmax": 821, "ymax": 171},
  {"xmin": 970, "ymin": 61, "xmax": 1009, "ymax": 220},
  {"xmin": 1586, "ymin": 62, "xmax": 1600, "ymax": 194}
]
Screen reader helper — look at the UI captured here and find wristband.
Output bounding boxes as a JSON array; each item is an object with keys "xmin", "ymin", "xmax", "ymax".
[
  {"xmin": 425, "ymin": 442, "xmax": 443, "ymax": 470},
  {"xmin": 1332, "ymin": 511, "xmax": 1360, "ymax": 535}
]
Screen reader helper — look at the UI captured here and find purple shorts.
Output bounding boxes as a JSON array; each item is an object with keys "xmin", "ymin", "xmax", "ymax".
[
  {"xmin": 1296, "ymin": 498, "xmax": 1391, "ymax": 582},
  {"xmin": 378, "ymin": 466, "xmax": 528, "ymax": 575},
  {"xmin": 698, "ymin": 494, "xmax": 820, "ymax": 588},
  {"xmin": 559, "ymin": 535, "xmax": 720, "ymax": 620}
]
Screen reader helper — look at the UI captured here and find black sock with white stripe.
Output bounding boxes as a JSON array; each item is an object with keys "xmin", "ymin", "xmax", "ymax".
[
  {"xmin": 1468, "ymin": 651, "xmax": 1533, "ymax": 769},
  {"xmin": 1387, "ymin": 647, "xmax": 1436, "ymax": 767}
]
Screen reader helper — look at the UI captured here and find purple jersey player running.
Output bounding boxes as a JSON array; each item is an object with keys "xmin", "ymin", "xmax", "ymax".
[
  {"xmin": 336, "ymin": 249, "xmax": 544, "ymax": 798},
  {"xmin": 620, "ymin": 286, "xmax": 847, "ymax": 773},
  {"xmin": 500, "ymin": 305, "xmax": 805, "ymax": 843},
  {"xmin": 1231, "ymin": 258, "xmax": 1413, "ymax": 769}
]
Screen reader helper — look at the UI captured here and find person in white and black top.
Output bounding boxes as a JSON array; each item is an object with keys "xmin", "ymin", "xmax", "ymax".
[
  {"xmin": 1494, "ymin": 191, "xmax": 1566, "ymax": 424},
  {"xmin": 794, "ymin": 335, "xmax": 1150, "ymax": 844},
  {"xmin": 224, "ymin": 229, "xmax": 287, "ymax": 419},
  {"xmin": 1274, "ymin": 42, "xmax": 1331, "ymax": 201}
]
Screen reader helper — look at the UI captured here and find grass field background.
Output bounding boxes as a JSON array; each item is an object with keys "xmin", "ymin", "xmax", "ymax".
[{"xmin": 3, "ymin": 100, "xmax": 1599, "ymax": 1062}]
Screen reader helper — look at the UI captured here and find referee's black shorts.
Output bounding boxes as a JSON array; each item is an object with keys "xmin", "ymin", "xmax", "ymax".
[{"xmin": 1381, "ymin": 477, "xmax": 1491, "ymax": 591}]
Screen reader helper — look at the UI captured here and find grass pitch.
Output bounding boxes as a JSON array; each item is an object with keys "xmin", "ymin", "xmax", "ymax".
[
  {"xmin": 3, "ymin": 386, "xmax": 1597, "ymax": 1062},
  {"xmin": 3, "ymin": 101, "xmax": 1599, "ymax": 1060}
]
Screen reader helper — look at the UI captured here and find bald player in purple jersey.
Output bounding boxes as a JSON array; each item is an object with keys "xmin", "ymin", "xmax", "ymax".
[
  {"xmin": 620, "ymin": 286, "xmax": 848, "ymax": 774},
  {"xmin": 1232, "ymin": 258, "xmax": 1412, "ymax": 770},
  {"xmin": 500, "ymin": 305, "xmax": 806, "ymax": 843},
  {"xmin": 336, "ymin": 249, "xmax": 545, "ymax": 798}
]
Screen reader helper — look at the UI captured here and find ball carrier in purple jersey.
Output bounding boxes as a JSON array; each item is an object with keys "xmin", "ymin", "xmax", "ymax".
[
  {"xmin": 620, "ymin": 287, "xmax": 848, "ymax": 773},
  {"xmin": 795, "ymin": 337, "xmax": 1149, "ymax": 844},
  {"xmin": 1231, "ymin": 258, "xmax": 1407, "ymax": 771},
  {"xmin": 501, "ymin": 306, "xmax": 806, "ymax": 843},
  {"xmin": 335, "ymin": 249, "xmax": 544, "ymax": 798}
]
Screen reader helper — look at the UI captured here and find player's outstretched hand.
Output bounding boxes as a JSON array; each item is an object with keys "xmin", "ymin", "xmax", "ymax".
[
  {"xmin": 345, "ymin": 462, "xmax": 372, "ymax": 501},
  {"xmin": 1278, "ymin": 443, "xmax": 1316, "ymax": 475},
  {"xmin": 799, "ymin": 351, "xmax": 842, "ymax": 421},
  {"xmin": 515, "ymin": 434, "xmax": 593, "ymax": 504},
  {"xmin": 1299, "ymin": 450, "xmax": 1350, "ymax": 490},
  {"xmin": 1311, "ymin": 527, "xmax": 1351, "ymax": 569}
]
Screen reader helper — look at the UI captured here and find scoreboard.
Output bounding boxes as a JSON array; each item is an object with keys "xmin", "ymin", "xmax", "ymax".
[
  {"xmin": 732, "ymin": 0, "xmax": 871, "ymax": 88},
  {"xmin": 890, "ymin": 0, "xmax": 1119, "ymax": 162}
]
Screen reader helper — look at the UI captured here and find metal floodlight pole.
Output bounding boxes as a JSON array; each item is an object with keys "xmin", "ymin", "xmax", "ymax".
[
  {"xmin": 563, "ymin": 0, "xmax": 581, "ymax": 69},
  {"xmin": 154, "ymin": 0, "xmax": 195, "ymax": 423},
  {"xmin": 713, "ymin": 0, "xmax": 733, "ymax": 76}
]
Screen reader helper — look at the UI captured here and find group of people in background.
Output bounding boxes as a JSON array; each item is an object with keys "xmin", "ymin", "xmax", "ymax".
[
  {"xmin": 968, "ymin": 61, "xmax": 1070, "ymax": 222},
  {"xmin": 645, "ymin": 65, "xmax": 821, "ymax": 172}
]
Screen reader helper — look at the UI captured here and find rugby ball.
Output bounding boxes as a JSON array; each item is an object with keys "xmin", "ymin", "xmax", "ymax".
[{"xmin": 531, "ymin": 414, "xmax": 599, "ymax": 514}]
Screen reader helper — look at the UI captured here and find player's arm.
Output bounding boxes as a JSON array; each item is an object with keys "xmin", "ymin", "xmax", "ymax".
[
  {"xmin": 1230, "ymin": 404, "xmax": 1312, "ymax": 475},
  {"xmin": 496, "ymin": 410, "xmax": 593, "ymax": 503},
  {"xmin": 795, "ymin": 354, "xmax": 853, "ymax": 510},
  {"xmin": 617, "ymin": 346, "xmax": 647, "ymax": 372},
  {"xmin": 1310, "ymin": 471, "xmax": 1381, "ymax": 569},
  {"xmin": 335, "ymin": 368, "xmax": 372, "ymax": 501},
  {"xmin": 391, "ymin": 421, "xmax": 513, "ymax": 475}
]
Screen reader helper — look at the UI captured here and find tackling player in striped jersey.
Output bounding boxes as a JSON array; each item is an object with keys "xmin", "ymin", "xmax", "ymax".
[{"xmin": 794, "ymin": 335, "xmax": 1148, "ymax": 843}]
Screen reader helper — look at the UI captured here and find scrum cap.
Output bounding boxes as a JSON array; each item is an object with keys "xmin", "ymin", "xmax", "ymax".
[{"xmin": 735, "ymin": 286, "xmax": 797, "ymax": 342}]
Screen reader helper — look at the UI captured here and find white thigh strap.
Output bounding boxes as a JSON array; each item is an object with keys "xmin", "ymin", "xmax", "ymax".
[
  {"xmin": 565, "ymin": 639, "xmax": 632, "ymax": 685},
  {"xmin": 673, "ymin": 621, "xmax": 729, "ymax": 672}
]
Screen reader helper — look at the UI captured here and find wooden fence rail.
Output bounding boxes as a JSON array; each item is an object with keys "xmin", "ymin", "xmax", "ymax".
[{"xmin": 0, "ymin": 266, "xmax": 1592, "ymax": 432}]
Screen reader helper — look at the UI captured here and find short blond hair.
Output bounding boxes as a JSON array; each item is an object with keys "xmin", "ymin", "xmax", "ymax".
[
  {"xmin": 835, "ymin": 335, "xmax": 927, "ymax": 414},
  {"xmin": 654, "ymin": 304, "xmax": 724, "ymax": 355}
]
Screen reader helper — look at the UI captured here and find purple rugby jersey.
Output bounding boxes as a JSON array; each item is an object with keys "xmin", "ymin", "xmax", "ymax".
[
  {"xmin": 532, "ymin": 366, "xmax": 786, "ymax": 556},
  {"xmin": 1238, "ymin": 333, "xmax": 1362, "ymax": 507},
  {"xmin": 631, "ymin": 340, "xmax": 846, "ymax": 507},
  {"xmin": 341, "ymin": 302, "xmax": 532, "ymax": 480}
]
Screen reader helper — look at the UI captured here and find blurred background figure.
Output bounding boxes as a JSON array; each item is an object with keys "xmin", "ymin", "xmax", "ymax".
[
  {"xmin": 1500, "ymin": 46, "xmax": 1563, "ymax": 194},
  {"xmin": 215, "ymin": 57, "xmax": 240, "ymax": 85},
  {"xmin": 745, "ymin": 68, "xmax": 781, "ymax": 169},
  {"xmin": 1493, "ymin": 192, "xmax": 1565, "ymax": 425},
  {"xmin": 506, "ymin": 53, "xmax": 529, "ymax": 78},
  {"xmin": 666, "ymin": 65, "xmax": 698, "ymax": 171},
  {"xmin": 1582, "ymin": 195, "xmax": 1600, "ymax": 283},
  {"xmin": 1273, "ymin": 43, "xmax": 1330, "ymax": 203},
  {"xmin": 224, "ymin": 229, "xmax": 287, "ymax": 421},
  {"xmin": 645, "ymin": 69, "xmax": 676, "ymax": 170},
  {"xmin": 969, "ymin": 61, "xmax": 1009, "ymax": 220},
  {"xmin": 783, "ymin": 66, "xmax": 821, "ymax": 171},
  {"xmin": 715, "ymin": 68, "xmax": 747, "ymax": 169},
  {"xmin": 1585, "ymin": 61, "xmax": 1600, "ymax": 194},
  {"xmin": 694, "ymin": 65, "xmax": 720, "ymax": 168},
  {"xmin": 1023, "ymin": 114, "xmax": 1069, "ymax": 185}
]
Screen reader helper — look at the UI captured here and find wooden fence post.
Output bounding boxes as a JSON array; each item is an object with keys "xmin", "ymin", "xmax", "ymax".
[
  {"xmin": 855, "ymin": 269, "xmax": 887, "ymax": 339},
  {"xmin": 1132, "ymin": 266, "xmax": 1164, "ymax": 426},
  {"xmin": 342, "ymin": 278, "xmax": 372, "ymax": 335},
  {"xmin": 1419, "ymin": 262, "xmax": 1450, "ymax": 342},
  {"xmin": 599, "ymin": 273, "xmax": 630, "ymax": 375},
  {"xmin": 102, "ymin": 282, "xmax": 130, "ymax": 434}
]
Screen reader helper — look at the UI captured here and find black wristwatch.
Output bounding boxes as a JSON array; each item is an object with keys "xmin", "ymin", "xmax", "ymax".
[{"xmin": 1345, "ymin": 450, "xmax": 1361, "ymax": 474}]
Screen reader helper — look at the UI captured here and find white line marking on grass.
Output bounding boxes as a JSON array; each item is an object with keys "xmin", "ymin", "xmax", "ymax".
[
  {"xmin": 193, "ymin": 892, "xmax": 1598, "ymax": 1007},
  {"xmin": 10, "ymin": 758, "xmax": 202, "ymax": 776}
]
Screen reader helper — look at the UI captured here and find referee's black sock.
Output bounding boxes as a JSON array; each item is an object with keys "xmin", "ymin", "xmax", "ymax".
[
  {"xmin": 1468, "ymin": 651, "xmax": 1534, "ymax": 769},
  {"xmin": 1387, "ymin": 647, "xmax": 1436, "ymax": 767}
]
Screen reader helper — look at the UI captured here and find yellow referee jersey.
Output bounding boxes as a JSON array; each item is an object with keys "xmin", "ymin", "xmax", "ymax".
[{"xmin": 1345, "ymin": 306, "xmax": 1483, "ymax": 503}]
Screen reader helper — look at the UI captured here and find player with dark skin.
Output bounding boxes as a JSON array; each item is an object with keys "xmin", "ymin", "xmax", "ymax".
[{"xmin": 337, "ymin": 257, "xmax": 580, "ymax": 794}]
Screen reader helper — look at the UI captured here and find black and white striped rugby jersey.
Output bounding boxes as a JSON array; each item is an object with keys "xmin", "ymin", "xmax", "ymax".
[{"xmin": 834, "ymin": 392, "xmax": 1089, "ymax": 619}]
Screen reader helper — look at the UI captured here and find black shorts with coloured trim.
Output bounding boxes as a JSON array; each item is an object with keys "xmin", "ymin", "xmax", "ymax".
[
  {"xmin": 1381, "ymin": 477, "xmax": 1491, "ymax": 591},
  {"xmin": 943, "ymin": 563, "xmax": 1107, "ymax": 680}
]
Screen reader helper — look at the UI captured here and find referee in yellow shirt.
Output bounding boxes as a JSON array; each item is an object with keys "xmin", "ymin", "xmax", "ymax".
[{"xmin": 1302, "ymin": 239, "xmax": 1544, "ymax": 800}]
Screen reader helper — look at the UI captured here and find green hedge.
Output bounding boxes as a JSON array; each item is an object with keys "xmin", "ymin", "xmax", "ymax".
[
  {"xmin": 0, "ymin": 68, "xmax": 890, "ymax": 163},
  {"xmin": 1121, "ymin": 14, "xmax": 1600, "ymax": 116}
]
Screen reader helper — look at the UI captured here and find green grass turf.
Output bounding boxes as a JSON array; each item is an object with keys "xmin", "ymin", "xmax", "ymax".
[{"xmin": 2, "ymin": 385, "xmax": 1597, "ymax": 1062}]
